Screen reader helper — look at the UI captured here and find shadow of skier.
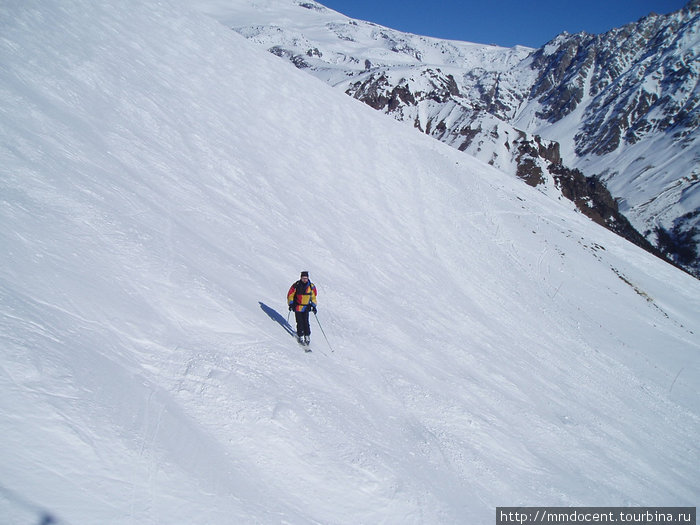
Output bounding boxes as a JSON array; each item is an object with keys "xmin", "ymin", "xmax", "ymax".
[{"xmin": 259, "ymin": 302, "xmax": 296, "ymax": 338}]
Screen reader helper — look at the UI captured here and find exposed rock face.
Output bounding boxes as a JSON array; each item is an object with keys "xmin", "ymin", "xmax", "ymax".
[{"xmin": 528, "ymin": 4, "xmax": 699, "ymax": 158}]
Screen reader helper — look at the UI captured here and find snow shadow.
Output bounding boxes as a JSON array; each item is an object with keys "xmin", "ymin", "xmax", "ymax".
[{"xmin": 259, "ymin": 302, "xmax": 296, "ymax": 338}]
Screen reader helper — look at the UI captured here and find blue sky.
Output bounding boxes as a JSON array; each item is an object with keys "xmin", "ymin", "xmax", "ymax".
[{"xmin": 317, "ymin": 0, "xmax": 690, "ymax": 48}]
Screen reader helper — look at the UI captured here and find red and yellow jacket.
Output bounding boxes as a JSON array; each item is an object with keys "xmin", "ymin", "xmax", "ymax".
[{"xmin": 287, "ymin": 280, "xmax": 317, "ymax": 312}]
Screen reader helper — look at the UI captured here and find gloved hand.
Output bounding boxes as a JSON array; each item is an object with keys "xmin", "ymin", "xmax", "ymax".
[
  {"xmin": 289, "ymin": 304, "xmax": 294, "ymax": 311},
  {"xmin": 311, "ymin": 306, "xmax": 317, "ymax": 314}
]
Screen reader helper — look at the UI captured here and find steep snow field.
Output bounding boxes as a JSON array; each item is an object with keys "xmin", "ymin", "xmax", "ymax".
[{"xmin": 1, "ymin": 1, "xmax": 698, "ymax": 524}]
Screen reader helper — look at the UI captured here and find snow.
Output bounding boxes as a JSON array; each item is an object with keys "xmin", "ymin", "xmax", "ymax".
[{"xmin": 1, "ymin": 1, "xmax": 699, "ymax": 524}]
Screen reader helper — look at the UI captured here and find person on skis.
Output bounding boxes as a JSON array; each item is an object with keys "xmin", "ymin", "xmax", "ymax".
[{"xmin": 287, "ymin": 271, "xmax": 317, "ymax": 345}]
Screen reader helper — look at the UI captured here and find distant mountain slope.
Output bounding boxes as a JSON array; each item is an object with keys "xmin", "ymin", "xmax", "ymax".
[
  {"xmin": 201, "ymin": 0, "xmax": 700, "ymax": 276},
  {"xmin": 518, "ymin": 2, "xmax": 700, "ymax": 272}
]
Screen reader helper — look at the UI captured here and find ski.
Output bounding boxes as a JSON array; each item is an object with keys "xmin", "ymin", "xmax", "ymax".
[{"xmin": 296, "ymin": 337, "xmax": 312, "ymax": 352}]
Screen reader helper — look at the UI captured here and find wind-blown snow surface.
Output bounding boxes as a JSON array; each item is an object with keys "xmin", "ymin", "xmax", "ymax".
[{"xmin": 1, "ymin": 1, "xmax": 698, "ymax": 523}]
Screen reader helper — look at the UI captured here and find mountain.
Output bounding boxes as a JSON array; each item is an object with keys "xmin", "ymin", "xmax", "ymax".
[
  {"xmin": 521, "ymin": 2, "xmax": 700, "ymax": 271},
  {"xmin": 206, "ymin": 0, "xmax": 700, "ymax": 277},
  {"xmin": 1, "ymin": 1, "xmax": 699, "ymax": 524}
]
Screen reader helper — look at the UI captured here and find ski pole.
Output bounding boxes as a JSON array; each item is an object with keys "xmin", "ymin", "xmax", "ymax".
[{"xmin": 314, "ymin": 312, "xmax": 334, "ymax": 352}]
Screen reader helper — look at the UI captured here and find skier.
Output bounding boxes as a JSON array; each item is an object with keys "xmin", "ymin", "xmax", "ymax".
[{"xmin": 287, "ymin": 271, "xmax": 317, "ymax": 345}]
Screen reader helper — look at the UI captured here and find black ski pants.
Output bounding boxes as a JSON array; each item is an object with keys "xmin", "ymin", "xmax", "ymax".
[{"xmin": 294, "ymin": 311, "xmax": 311, "ymax": 337}]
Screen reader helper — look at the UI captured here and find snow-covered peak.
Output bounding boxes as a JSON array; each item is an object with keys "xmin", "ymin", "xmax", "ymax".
[{"xmin": 194, "ymin": 0, "xmax": 532, "ymax": 73}]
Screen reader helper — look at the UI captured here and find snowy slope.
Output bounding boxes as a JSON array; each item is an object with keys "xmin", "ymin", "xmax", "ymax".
[{"xmin": 1, "ymin": 1, "xmax": 699, "ymax": 524}]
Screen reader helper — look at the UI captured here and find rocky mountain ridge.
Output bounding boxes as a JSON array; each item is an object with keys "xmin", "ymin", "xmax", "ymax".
[
  {"xmin": 520, "ymin": 1, "xmax": 699, "ymax": 273},
  {"xmin": 197, "ymin": 0, "xmax": 699, "ymax": 276}
]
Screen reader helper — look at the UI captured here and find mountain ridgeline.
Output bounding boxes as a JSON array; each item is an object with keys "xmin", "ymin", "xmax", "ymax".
[{"xmin": 215, "ymin": 0, "xmax": 700, "ymax": 276}]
